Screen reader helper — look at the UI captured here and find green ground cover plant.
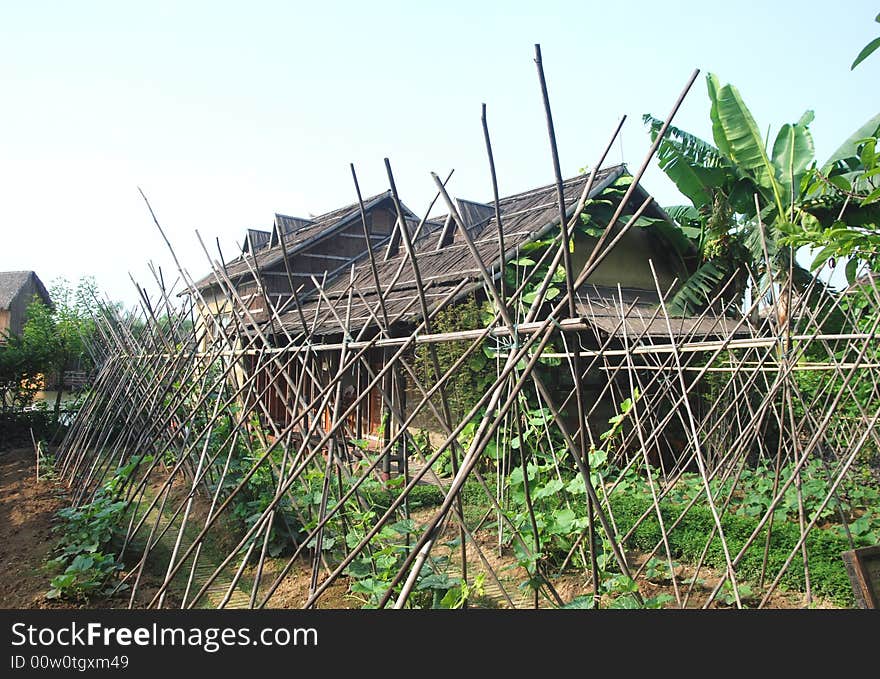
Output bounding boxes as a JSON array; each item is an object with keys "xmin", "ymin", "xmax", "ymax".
[{"xmin": 45, "ymin": 456, "xmax": 147, "ymax": 601}]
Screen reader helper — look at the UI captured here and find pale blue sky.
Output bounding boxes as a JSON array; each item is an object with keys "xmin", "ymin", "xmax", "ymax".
[{"xmin": 1, "ymin": 1, "xmax": 877, "ymax": 307}]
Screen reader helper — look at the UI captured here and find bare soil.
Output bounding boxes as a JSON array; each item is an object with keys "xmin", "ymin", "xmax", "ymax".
[
  {"xmin": 0, "ymin": 446, "xmax": 160, "ymax": 609},
  {"xmin": 256, "ymin": 558, "xmax": 358, "ymax": 609},
  {"xmin": 0, "ymin": 446, "xmax": 69, "ymax": 608}
]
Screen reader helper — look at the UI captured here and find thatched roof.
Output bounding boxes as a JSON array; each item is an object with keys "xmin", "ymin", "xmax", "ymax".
[
  {"xmin": 574, "ymin": 285, "xmax": 751, "ymax": 340},
  {"xmin": 192, "ymin": 190, "xmax": 418, "ymax": 291},
  {"xmin": 278, "ymin": 166, "xmax": 640, "ymax": 335},
  {"xmin": 268, "ymin": 166, "xmax": 749, "ymax": 341},
  {"xmin": 0, "ymin": 271, "xmax": 51, "ymax": 310},
  {"xmin": 243, "ymin": 229, "xmax": 271, "ymax": 253}
]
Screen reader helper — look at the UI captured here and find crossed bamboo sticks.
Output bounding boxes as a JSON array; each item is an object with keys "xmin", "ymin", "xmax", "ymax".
[{"xmin": 53, "ymin": 48, "xmax": 880, "ymax": 610}]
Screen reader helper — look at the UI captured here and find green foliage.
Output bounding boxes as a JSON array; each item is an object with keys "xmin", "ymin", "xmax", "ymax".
[
  {"xmin": 413, "ymin": 294, "xmax": 496, "ymax": 422},
  {"xmin": 365, "ymin": 481, "xmax": 444, "ymax": 512},
  {"xmin": 45, "ymin": 457, "xmax": 146, "ymax": 601},
  {"xmin": 577, "ymin": 173, "xmax": 685, "ymax": 253},
  {"xmin": 561, "ymin": 595, "xmax": 595, "ymax": 609},
  {"xmin": 717, "ymin": 581, "xmax": 754, "ymax": 607},
  {"xmin": 201, "ymin": 409, "xmax": 451, "ymax": 607},
  {"xmin": 0, "ymin": 294, "xmax": 61, "ymax": 414},
  {"xmin": 1, "ymin": 276, "xmax": 107, "ymax": 425},
  {"xmin": 645, "ymin": 69, "xmax": 879, "ymax": 292},
  {"xmin": 851, "ymin": 13, "xmax": 880, "ymax": 69},
  {"xmin": 783, "ymin": 114, "xmax": 880, "ymax": 279},
  {"xmin": 28, "ymin": 277, "xmax": 103, "ymax": 376},
  {"xmin": 342, "ymin": 462, "xmax": 456, "ymax": 608},
  {"xmin": 790, "ymin": 288, "xmax": 880, "ymax": 473},
  {"xmin": 489, "ymin": 381, "xmax": 873, "ymax": 608},
  {"xmin": 35, "ymin": 441, "xmax": 58, "ymax": 481},
  {"xmin": 496, "ymin": 174, "xmax": 685, "ymax": 327},
  {"xmin": 643, "ymin": 556, "xmax": 678, "ymax": 583},
  {"xmin": 0, "ymin": 331, "xmax": 44, "ymax": 413},
  {"xmin": 46, "ymin": 553, "xmax": 121, "ymax": 601},
  {"xmin": 642, "ymin": 117, "xmax": 728, "ymax": 212},
  {"xmin": 707, "ymin": 73, "xmax": 788, "ymax": 214},
  {"xmin": 501, "ymin": 392, "xmax": 641, "ymax": 606},
  {"xmin": 344, "ymin": 513, "xmax": 419, "ymax": 607},
  {"xmin": 45, "ymin": 277, "xmax": 103, "ymax": 374},
  {"xmin": 344, "ymin": 501, "xmax": 465, "ymax": 608},
  {"xmin": 644, "ymin": 73, "xmax": 880, "ymax": 313},
  {"xmin": 214, "ymin": 426, "xmax": 302, "ymax": 559},
  {"xmin": 19, "ymin": 298, "xmax": 57, "ymax": 368},
  {"xmin": 608, "ymin": 467, "xmax": 875, "ymax": 607}
]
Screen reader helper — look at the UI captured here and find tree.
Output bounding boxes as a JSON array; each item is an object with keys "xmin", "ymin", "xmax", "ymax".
[
  {"xmin": 21, "ymin": 276, "xmax": 102, "ymax": 417},
  {"xmin": 0, "ymin": 276, "xmax": 109, "ymax": 423},
  {"xmin": 645, "ymin": 74, "xmax": 880, "ymax": 316},
  {"xmin": 0, "ymin": 332, "xmax": 43, "ymax": 414},
  {"xmin": 783, "ymin": 115, "xmax": 880, "ymax": 280}
]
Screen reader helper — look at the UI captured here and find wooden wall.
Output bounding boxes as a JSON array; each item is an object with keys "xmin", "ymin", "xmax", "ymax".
[{"xmin": 2, "ymin": 279, "xmax": 45, "ymax": 337}]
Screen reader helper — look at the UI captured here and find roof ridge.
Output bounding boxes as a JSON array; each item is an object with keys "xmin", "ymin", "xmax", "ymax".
[
  {"xmin": 307, "ymin": 189, "xmax": 391, "ymax": 222},
  {"xmin": 274, "ymin": 213, "xmax": 315, "ymax": 223},
  {"xmin": 492, "ymin": 164, "xmax": 625, "ymax": 206},
  {"xmin": 0, "ymin": 271, "xmax": 51, "ymax": 310},
  {"xmin": 429, "ymin": 164, "xmax": 626, "ymax": 224}
]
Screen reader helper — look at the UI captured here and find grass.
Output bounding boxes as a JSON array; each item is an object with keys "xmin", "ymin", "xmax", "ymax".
[{"xmin": 609, "ymin": 494, "xmax": 863, "ymax": 606}]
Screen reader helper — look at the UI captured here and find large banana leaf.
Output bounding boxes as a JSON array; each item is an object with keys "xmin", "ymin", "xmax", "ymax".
[
  {"xmin": 706, "ymin": 74, "xmax": 730, "ymax": 159},
  {"xmin": 853, "ymin": 36, "xmax": 880, "ymax": 69},
  {"xmin": 644, "ymin": 114, "xmax": 732, "ymax": 210},
  {"xmin": 851, "ymin": 14, "xmax": 880, "ymax": 70},
  {"xmin": 771, "ymin": 111, "xmax": 815, "ymax": 209},
  {"xmin": 643, "ymin": 114, "xmax": 725, "ymax": 167},
  {"xmin": 655, "ymin": 142, "xmax": 730, "ymax": 211},
  {"xmin": 822, "ymin": 112, "xmax": 880, "ymax": 169},
  {"xmin": 650, "ymin": 220, "xmax": 697, "ymax": 259},
  {"xmin": 663, "ymin": 204, "xmax": 702, "ymax": 230},
  {"xmin": 666, "ymin": 259, "xmax": 729, "ymax": 316},
  {"xmin": 807, "ymin": 203, "xmax": 880, "ymax": 234},
  {"xmin": 806, "ymin": 113, "xmax": 880, "ymax": 206},
  {"xmin": 743, "ymin": 211, "xmax": 783, "ymax": 268},
  {"xmin": 706, "ymin": 74, "xmax": 785, "ymax": 216}
]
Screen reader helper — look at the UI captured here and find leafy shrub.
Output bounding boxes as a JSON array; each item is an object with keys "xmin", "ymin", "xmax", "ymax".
[{"xmin": 45, "ymin": 457, "xmax": 146, "ymax": 600}]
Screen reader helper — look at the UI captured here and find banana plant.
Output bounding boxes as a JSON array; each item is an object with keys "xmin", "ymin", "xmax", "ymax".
[
  {"xmin": 785, "ymin": 114, "xmax": 880, "ymax": 280},
  {"xmin": 645, "ymin": 73, "xmax": 874, "ymax": 316}
]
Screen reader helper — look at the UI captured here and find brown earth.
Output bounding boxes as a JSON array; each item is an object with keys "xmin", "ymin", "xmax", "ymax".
[
  {"xmin": 256, "ymin": 558, "xmax": 359, "ymax": 609},
  {"xmin": 0, "ymin": 446, "xmax": 161, "ymax": 609},
  {"xmin": 0, "ymin": 446, "xmax": 70, "ymax": 608}
]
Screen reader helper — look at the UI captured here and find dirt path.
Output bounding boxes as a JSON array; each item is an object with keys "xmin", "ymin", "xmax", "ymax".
[{"xmin": 0, "ymin": 446, "xmax": 70, "ymax": 608}]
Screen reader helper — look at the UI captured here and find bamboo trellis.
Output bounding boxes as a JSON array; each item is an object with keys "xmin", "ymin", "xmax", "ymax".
[{"xmin": 54, "ymin": 49, "xmax": 880, "ymax": 610}]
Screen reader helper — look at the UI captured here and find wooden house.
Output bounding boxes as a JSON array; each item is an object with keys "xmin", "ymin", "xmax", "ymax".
[
  {"xmin": 0, "ymin": 271, "xmax": 51, "ymax": 340},
  {"xmin": 275, "ymin": 166, "xmax": 687, "ymax": 441},
  {"xmin": 192, "ymin": 191, "xmax": 426, "ymax": 322},
  {"xmin": 192, "ymin": 166, "xmax": 747, "ymax": 467}
]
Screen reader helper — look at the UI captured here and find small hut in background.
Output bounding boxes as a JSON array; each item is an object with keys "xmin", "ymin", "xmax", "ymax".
[{"xmin": 0, "ymin": 271, "xmax": 51, "ymax": 340}]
